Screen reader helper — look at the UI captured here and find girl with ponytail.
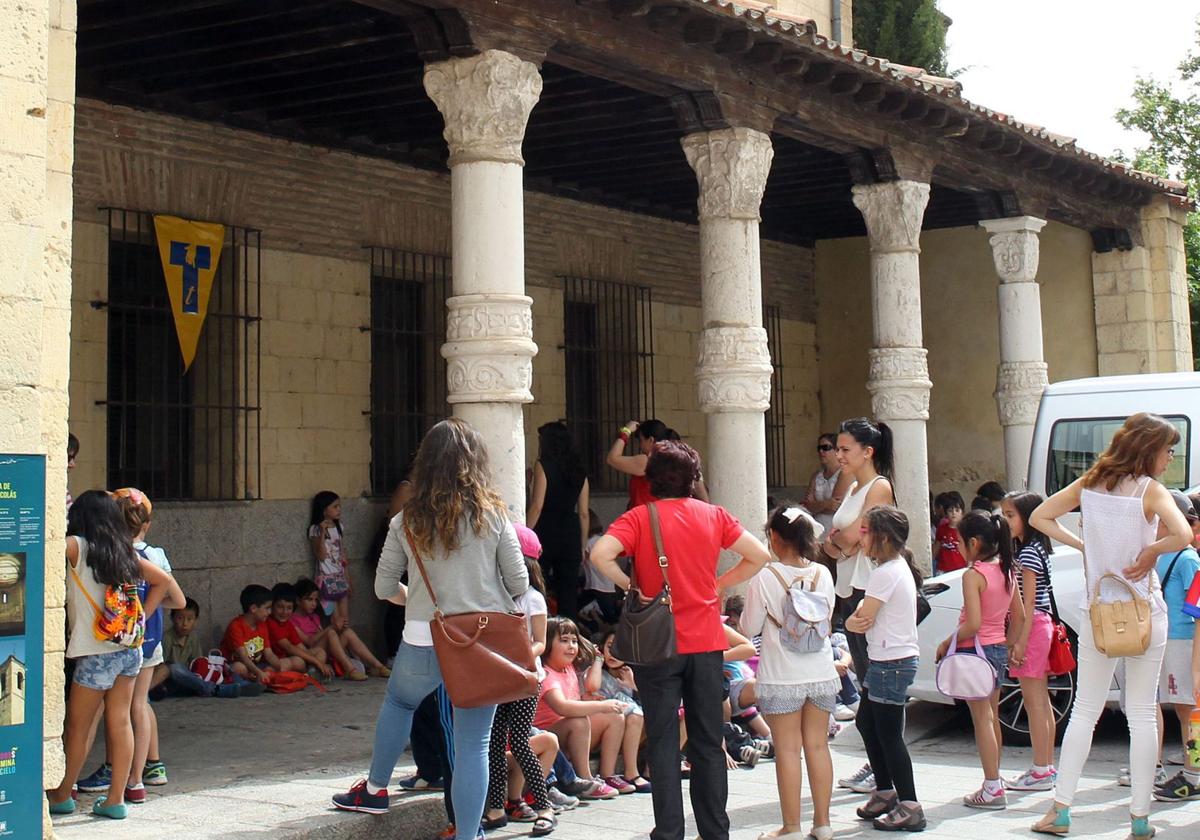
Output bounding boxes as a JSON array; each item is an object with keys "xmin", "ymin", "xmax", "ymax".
[{"xmin": 935, "ymin": 511, "xmax": 1026, "ymax": 811}]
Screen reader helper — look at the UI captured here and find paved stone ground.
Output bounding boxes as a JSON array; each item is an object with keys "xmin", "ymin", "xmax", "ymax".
[{"xmin": 51, "ymin": 682, "xmax": 1200, "ymax": 838}]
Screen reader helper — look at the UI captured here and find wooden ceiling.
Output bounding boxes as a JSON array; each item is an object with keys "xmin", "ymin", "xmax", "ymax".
[{"xmin": 76, "ymin": 0, "xmax": 986, "ymax": 242}]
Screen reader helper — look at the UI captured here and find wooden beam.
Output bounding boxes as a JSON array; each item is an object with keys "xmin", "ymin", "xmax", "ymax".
[
  {"xmin": 829, "ymin": 72, "xmax": 863, "ymax": 96},
  {"xmin": 920, "ymin": 107, "xmax": 949, "ymax": 129},
  {"xmin": 997, "ymin": 135, "xmax": 1023, "ymax": 157},
  {"xmin": 876, "ymin": 91, "xmax": 907, "ymax": 115},
  {"xmin": 854, "ymin": 83, "xmax": 886, "ymax": 106},
  {"xmin": 681, "ymin": 17, "xmax": 721, "ymax": 46},
  {"xmin": 714, "ymin": 29, "xmax": 755, "ymax": 56},
  {"xmin": 745, "ymin": 42, "xmax": 785, "ymax": 66},
  {"xmin": 940, "ymin": 116, "xmax": 970, "ymax": 138},
  {"xmin": 899, "ymin": 98, "xmax": 930, "ymax": 121}
]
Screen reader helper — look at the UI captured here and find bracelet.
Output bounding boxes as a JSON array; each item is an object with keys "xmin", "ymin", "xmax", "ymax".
[{"xmin": 620, "ymin": 425, "xmax": 632, "ymax": 436}]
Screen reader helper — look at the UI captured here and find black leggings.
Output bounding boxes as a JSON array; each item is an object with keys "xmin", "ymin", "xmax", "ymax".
[
  {"xmin": 486, "ymin": 695, "xmax": 550, "ymax": 810},
  {"xmin": 855, "ymin": 693, "xmax": 916, "ymax": 802}
]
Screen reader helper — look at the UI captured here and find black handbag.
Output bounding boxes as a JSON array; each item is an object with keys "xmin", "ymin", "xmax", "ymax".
[{"xmin": 611, "ymin": 502, "xmax": 677, "ymax": 666}]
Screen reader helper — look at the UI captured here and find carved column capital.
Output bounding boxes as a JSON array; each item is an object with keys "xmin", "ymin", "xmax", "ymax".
[
  {"xmin": 980, "ymin": 216, "xmax": 1047, "ymax": 284},
  {"xmin": 995, "ymin": 360, "xmax": 1049, "ymax": 427},
  {"xmin": 442, "ymin": 293, "xmax": 537, "ymax": 404},
  {"xmin": 696, "ymin": 326, "xmax": 773, "ymax": 413},
  {"xmin": 867, "ymin": 347, "xmax": 932, "ymax": 421},
  {"xmin": 851, "ymin": 180, "xmax": 931, "ymax": 253},
  {"xmin": 681, "ymin": 127, "xmax": 774, "ymax": 221},
  {"xmin": 423, "ymin": 50, "xmax": 542, "ymax": 166}
]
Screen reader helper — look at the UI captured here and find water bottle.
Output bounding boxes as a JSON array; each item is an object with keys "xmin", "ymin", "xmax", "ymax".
[{"xmin": 1189, "ymin": 708, "xmax": 1200, "ymax": 769}]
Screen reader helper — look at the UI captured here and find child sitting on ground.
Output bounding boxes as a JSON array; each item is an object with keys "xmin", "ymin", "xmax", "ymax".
[
  {"xmin": 267, "ymin": 582, "xmax": 333, "ymax": 680},
  {"xmin": 583, "ymin": 632, "xmax": 650, "ymax": 792},
  {"xmin": 156, "ymin": 598, "xmax": 256, "ymax": 699},
  {"xmin": 290, "ymin": 577, "xmax": 388, "ymax": 680},
  {"xmin": 220, "ymin": 585, "xmax": 302, "ymax": 682}
]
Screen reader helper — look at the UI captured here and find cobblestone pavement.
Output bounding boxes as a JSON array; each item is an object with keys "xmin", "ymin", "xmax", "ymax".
[{"xmin": 51, "ymin": 683, "xmax": 1200, "ymax": 838}]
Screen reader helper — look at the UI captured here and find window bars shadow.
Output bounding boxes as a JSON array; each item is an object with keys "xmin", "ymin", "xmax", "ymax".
[
  {"xmin": 98, "ymin": 208, "xmax": 261, "ymax": 501},
  {"xmin": 561, "ymin": 276, "xmax": 655, "ymax": 493},
  {"xmin": 365, "ymin": 247, "xmax": 450, "ymax": 496},
  {"xmin": 765, "ymin": 305, "xmax": 787, "ymax": 488}
]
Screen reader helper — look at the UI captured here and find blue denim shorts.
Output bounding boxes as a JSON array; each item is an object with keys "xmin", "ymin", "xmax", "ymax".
[
  {"xmin": 73, "ymin": 648, "xmax": 143, "ymax": 691},
  {"xmin": 959, "ymin": 643, "xmax": 1008, "ymax": 689},
  {"xmin": 865, "ymin": 656, "xmax": 918, "ymax": 706}
]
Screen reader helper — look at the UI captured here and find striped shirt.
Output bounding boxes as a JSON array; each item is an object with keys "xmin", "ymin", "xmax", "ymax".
[{"xmin": 1016, "ymin": 541, "xmax": 1052, "ymax": 615}]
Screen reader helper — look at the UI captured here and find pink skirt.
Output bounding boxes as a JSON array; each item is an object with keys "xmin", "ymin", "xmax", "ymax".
[{"xmin": 1009, "ymin": 609, "xmax": 1053, "ymax": 678}]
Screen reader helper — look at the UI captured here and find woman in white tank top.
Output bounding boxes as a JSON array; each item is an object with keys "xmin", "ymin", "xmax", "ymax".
[
  {"xmin": 804, "ymin": 433, "xmax": 853, "ymax": 534},
  {"xmin": 1029, "ymin": 413, "xmax": 1191, "ymax": 838}
]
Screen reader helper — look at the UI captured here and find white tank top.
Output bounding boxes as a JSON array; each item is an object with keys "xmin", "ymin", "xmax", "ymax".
[
  {"xmin": 1079, "ymin": 476, "xmax": 1166, "ymax": 614},
  {"xmin": 830, "ymin": 475, "xmax": 886, "ymax": 598},
  {"xmin": 66, "ymin": 536, "xmax": 126, "ymax": 658}
]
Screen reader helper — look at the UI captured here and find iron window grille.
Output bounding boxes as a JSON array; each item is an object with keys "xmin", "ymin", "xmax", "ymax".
[
  {"xmin": 765, "ymin": 305, "xmax": 787, "ymax": 488},
  {"xmin": 101, "ymin": 208, "xmax": 261, "ymax": 501},
  {"xmin": 561, "ymin": 276, "xmax": 655, "ymax": 493},
  {"xmin": 366, "ymin": 248, "xmax": 450, "ymax": 496}
]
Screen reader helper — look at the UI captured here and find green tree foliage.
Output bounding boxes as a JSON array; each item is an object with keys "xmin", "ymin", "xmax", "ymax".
[
  {"xmin": 1115, "ymin": 20, "xmax": 1200, "ymax": 366},
  {"xmin": 853, "ymin": 0, "xmax": 949, "ymax": 75}
]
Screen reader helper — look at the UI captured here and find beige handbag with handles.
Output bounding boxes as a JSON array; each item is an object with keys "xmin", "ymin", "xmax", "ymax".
[{"xmin": 1087, "ymin": 572, "xmax": 1152, "ymax": 658}]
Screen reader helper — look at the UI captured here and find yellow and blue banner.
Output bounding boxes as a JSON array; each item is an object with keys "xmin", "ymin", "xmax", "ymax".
[{"xmin": 152, "ymin": 215, "xmax": 225, "ymax": 373}]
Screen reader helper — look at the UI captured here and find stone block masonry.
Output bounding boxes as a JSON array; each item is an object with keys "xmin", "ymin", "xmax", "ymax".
[{"xmin": 1, "ymin": 1, "xmax": 76, "ymax": 835}]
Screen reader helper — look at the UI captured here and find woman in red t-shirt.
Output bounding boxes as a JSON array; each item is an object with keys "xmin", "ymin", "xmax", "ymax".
[{"xmin": 590, "ymin": 441, "xmax": 771, "ymax": 840}]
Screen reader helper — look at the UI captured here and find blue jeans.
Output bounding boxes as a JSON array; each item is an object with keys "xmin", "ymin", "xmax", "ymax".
[{"xmin": 368, "ymin": 643, "xmax": 496, "ymax": 840}]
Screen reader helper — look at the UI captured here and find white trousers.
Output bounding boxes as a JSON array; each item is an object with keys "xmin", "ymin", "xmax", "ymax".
[{"xmin": 1054, "ymin": 614, "xmax": 1166, "ymax": 815}]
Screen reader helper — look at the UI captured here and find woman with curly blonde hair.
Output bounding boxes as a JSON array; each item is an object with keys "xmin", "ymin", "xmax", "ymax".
[
  {"xmin": 333, "ymin": 418, "xmax": 529, "ymax": 838},
  {"xmin": 1029, "ymin": 413, "xmax": 1192, "ymax": 838}
]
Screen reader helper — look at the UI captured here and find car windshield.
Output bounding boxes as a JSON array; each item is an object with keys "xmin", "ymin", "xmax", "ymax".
[{"xmin": 1047, "ymin": 415, "xmax": 1189, "ymax": 495}]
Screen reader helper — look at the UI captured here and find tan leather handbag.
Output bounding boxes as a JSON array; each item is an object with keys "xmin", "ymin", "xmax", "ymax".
[
  {"xmin": 1088, "ymin": 572, "xmax": 1152, "ymax": 658},
  {"xmin": 406, "ymin": 527, "xmax": 539, "ymax": 708}
]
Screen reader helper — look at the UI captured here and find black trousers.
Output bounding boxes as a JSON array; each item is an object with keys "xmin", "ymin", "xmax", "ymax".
[
  {"xmin": 855, "ymin": 693, "xmax": 917, "ymax": 802},
  {"xmin": 839, "ymin": 588, "xmax": 869, "ymax": 690},
  {"xmin": 633, "ymin": 651, "xmax": 729, "ymax": 840}
]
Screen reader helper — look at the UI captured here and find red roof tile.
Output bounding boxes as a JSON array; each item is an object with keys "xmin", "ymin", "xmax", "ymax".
[{"xmin": 683, "ymin": 0, "xmax": 1191, "ymax": 207}]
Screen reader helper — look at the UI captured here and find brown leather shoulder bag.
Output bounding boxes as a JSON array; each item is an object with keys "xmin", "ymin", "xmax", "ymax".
[{"xmin": 405, "ymin": 526, "xmax": 539, "ymax": 708}]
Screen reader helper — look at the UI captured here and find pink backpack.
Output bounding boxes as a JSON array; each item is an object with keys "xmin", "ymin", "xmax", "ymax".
[{"xmin": 934, "ymin": 630, "xmax": 997, "ymax": 701}]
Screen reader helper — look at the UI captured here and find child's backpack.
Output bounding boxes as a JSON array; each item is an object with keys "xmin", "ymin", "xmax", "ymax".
[
  {"xmin": 764, "ymin": 565, "xmax": 832, "ymax": 654},
  {"xmin": 261, "ymin": 670, "xmax": 326, "ymax": 694},
  {"xmin": 70, "ymin": 565, "xmax": 146, "ymax": 649},
  {"xmin": 190, "ymin": 649, "xmax": 233, "ymax": 685}
]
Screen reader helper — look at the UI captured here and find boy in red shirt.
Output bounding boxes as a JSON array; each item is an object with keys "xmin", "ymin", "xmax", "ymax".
[
  {"xmin": 220, "ymin": 584, "xmax": 295, "ymax": 682},
  {"xmin": 934, "ymin": 492, "xmax": 966, "ymax": 574},
  {"xmin": 267, "ymin": 582, "xmax": 332, "ymax": 678}
]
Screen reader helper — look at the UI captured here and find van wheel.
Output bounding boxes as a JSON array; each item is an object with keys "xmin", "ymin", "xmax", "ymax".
[{"xmin": 998, "ymin": 668, "xmax": 1077, "ymax": 746}]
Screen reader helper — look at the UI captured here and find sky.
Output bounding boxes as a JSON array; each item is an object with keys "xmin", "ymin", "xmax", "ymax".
[{"xmin": 941, "ymin": 0, "xmax": 1197, "ymax": 161}]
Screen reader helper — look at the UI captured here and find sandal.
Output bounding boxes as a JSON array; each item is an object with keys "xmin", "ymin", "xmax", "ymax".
[
  {"xmin": 531, "ymin": 813, "xmax": 558, "ymax": 837},
  {"xmin": 1032, "ymin": 804, "xmax": 1071, "ymax": 836},
  {"xmin": 505, "ymin": 800, "xmax": 538, "ymax": 822},
  {"xmin": 481, "ymin": 814, "xmax": 509, "ymax": 830}
]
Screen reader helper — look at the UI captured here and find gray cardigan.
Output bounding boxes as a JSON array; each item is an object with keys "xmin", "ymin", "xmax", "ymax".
[{"xmin": 375, "ymin": 509, "xmax": 528, "ymax": 621}]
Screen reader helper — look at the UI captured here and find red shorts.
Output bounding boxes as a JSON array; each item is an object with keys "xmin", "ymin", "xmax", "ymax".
[{"xmin": 1009, "ymin": 609, "xmax": 1053, "ymax": 679}]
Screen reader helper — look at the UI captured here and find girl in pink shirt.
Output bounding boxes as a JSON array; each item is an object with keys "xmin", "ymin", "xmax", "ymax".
[
  {"xmin": 291, "ymin": 577, "xmax": 386, "ymax": 681},
  {"xmin": 534, "ymin": 617, "xmax": 629, "ymax": 798},
  {"xmin": 936, "ymin": 511, "xmax": 1026, "ymax": 810}
]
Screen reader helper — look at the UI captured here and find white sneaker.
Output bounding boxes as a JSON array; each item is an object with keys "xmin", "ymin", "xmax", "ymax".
[
  {"xmin": 1118, "ymin": 765, "xmax": 1167, "ymax": 787},
  {"xmin": 838, "ymin": 763, "xmax": 876, "ymax": 793},
  {"xmin": 834, "ymin": 703, "xmax": 858, "ymax": 721},
  {"xmin": 963, "ymin": 785, "xmax": 1007, "ymax": 810},
  {"xmin": 1007, "ymin": 767, "xmax": 1057, "ymax": 792}
]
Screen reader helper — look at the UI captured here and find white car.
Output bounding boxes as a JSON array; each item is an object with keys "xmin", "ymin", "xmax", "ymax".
[{"xmin": 910, "ymin": 550, "xmax": 1095, "ymax": 745}]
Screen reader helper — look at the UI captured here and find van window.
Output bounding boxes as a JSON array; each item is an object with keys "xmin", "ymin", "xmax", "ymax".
[{"xmin": 1047, "ymin": 416, "xmax": 1190, "ymax": 494}]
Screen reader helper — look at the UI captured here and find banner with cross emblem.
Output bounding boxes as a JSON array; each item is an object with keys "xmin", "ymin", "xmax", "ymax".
[{"xmin": 152, "ymin": 214, "xmax": 225, "ymax": 373}]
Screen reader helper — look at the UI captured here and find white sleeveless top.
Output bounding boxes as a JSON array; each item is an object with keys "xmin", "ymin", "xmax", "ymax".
[
  {"xmin": 1079, "ymin": 476, "xmax": 1166, "ymax": 614},
  {"xmin": 830, "ymin": 475, "xmax": 886, "ymax": 598},
  {"xmin": 812, "ymin": 468, "xmax": 841, "ymax": 533},
  {"xmin": 66, "ymin": 536, "xmax": 126, "ymax": 658}
]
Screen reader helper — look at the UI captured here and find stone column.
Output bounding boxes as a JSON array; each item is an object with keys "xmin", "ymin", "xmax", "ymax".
[
  {"xmin": 851, "ymin": 181, "xmax": 933, "ymax": 570},
  {"xmin": 1091, "ymin": 196, "xmax": 1193, "ymax": 374},
  {"xmin": 682, "ymin": 128, "xmax": 774, "ymax": 552},
  {"xmin": 980, "ymin": 216, "xmax": 1048, "ymax": 490},
  {"xmin": 424, "ymin": 50, "xmax": 541, "ymax": 516}
]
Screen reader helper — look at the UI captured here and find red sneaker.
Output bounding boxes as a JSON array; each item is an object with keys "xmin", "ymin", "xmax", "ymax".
[{"xmin": 124, "ymin": 785, "xmax": 147, "ymax": 804}]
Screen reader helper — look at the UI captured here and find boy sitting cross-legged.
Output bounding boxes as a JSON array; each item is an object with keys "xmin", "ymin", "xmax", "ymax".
[
  {"xmin": 154, "ymin": 598, "xmax": 250, "ymax": 699},
  {"xmin": 220, "ymin": 585, "xmax": 305, "ymax": 683},
  {"xmin": 267, "ymin": 582, "xmax": 334, "ymax": 679}
]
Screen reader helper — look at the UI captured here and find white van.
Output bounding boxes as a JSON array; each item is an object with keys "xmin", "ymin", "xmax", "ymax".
[{"xmin": 911, "ymin": 371, "xmax": 1199, "ymax": 743}]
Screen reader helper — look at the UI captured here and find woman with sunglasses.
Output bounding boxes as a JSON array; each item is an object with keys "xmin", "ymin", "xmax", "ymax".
[{"xmin": 804, "ymin": 434, "xmax": 854, "ymax": 535}]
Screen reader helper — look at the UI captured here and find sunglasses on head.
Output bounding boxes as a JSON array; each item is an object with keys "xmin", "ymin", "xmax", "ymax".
[{"xmin": 817, "ymin": 444, "xmax": 835, "ymax": 452}]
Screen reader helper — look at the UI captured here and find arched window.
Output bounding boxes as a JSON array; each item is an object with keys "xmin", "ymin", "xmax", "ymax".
[{"xmin": 15, "ymin": 672, "xmax": 22, "ymax": 691}]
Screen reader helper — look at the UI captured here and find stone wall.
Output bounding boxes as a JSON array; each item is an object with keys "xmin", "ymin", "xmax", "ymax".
[
  {"xmin": 815, "ymin": 220, "xmax": 1100, "ymax": 502},
  {"xmin": 1091, "ymin": 196, "xmax": 1194, "ymax": 375},
  {"xmin": 0, "ymin": 0, "xmax": 75, "ymax": 834},
  {"xmin": 67, "ymin": 102, "xmax": 819, "ymax": 647}
]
